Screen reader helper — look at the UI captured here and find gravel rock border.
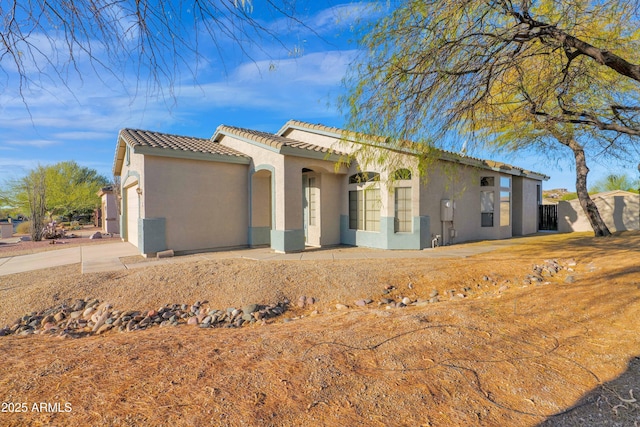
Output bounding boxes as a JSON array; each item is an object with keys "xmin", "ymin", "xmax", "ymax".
[
  {"xmin": 0, "ymin": 298, "xmax": 289, "ymax": 338},
  {"xmin": 1, "ymin": 258, "xmax": 578, "ymax": 338}
]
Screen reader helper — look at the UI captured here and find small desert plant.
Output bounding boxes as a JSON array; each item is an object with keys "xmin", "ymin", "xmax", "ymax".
[{"xmin": 16, "ymin": 221, "xmax": 31, "ymax": 234}]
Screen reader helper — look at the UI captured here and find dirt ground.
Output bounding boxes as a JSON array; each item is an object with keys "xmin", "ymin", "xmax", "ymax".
[
  {"xmin": 0, "ymin": 231, "xmax": 638, "ymax": 426},
  {"xmin": 0, "ymin": 226, "xmax": 120, "ymax": 258}
]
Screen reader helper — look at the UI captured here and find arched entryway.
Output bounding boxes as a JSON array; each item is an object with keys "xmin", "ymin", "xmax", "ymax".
[{"xmin": 301, "ymin": 165, "xmax": 343, "ymax": 248}]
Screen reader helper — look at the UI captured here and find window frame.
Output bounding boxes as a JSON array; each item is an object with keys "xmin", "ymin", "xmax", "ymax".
[
  {"xmin": 308, "ymin": 177, "xmax": 317, "ymax": 226},
  {"xmin": 348, "ymin": 185, "xmax": 381, "ymax": 232},
  {"xmin": 393, "ymin": 169, "xmax": 412, "ymax": 181},
  {"xmin": 480, "ymin": 176, "xmax": 495, "ymax": 187},
  {"xmin": 349, "ymin": 190, "xmax": 362, "ymax": 230},
  {"xmin": 394, "ymin": 187, "xmax": 412, "ymax": 233},
  {"xmin": 349, "ymin": 172, "xmax": 380, "ymax": 184},
  {"xmin": 499, "ymin": 176, "xmax": 511, "ymax": 227},
  {"xmin": 500, "ymin": 190, "xmax": 510, "ymax": 227},
  {"xmin": 481, "ymin": 190, "xmax": 494, "ymax": 227}
]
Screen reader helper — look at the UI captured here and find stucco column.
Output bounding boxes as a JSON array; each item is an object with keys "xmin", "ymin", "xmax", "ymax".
[
  {"xmin": 270, "ymin": 161, "xmax": 305, "ymax": 253},
  {"xmin": 248, "ymin": 168, "xmax": 274, "ymax": 247}
]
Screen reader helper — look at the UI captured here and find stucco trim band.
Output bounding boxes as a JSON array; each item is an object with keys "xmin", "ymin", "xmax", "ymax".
[
  {"xmin": 139, "ymin": 218, "xmax": 167, "ymax": 256},
  {"xmin": 133, "ymin": 146, "xmax": 251, "ymax": 165},
  {"xmin": 270, "ymin": 229, "xmax": 305, "ymax": 253}
]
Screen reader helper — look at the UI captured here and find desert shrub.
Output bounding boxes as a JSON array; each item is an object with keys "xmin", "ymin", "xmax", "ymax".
[
  {"xmin": 16, "ymin": 221, "xmax": 31, "ymax": 234},
  {"xmin": 561, "ymin": 193, "xmax": 578, "ymax": 201}
]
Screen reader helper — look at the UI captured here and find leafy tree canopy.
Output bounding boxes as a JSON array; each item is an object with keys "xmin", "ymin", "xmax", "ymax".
[
  {"xmin": 589, "ymin": 173, "xmax": 639, "ymax": 193},
  {"xmin": 343, "ymin": 0, "xmax": 640, "ymax": 236},
  {"xmin": 345, "ymin": 0, "xmax": 640, "ymax": 149},
  {"xmin": 4, "ymin": 161, "xmax": 109, "ymax": 221},
  {"xmin": 45, "ymin": 161, "xmax": 110, "ymax": 220}
]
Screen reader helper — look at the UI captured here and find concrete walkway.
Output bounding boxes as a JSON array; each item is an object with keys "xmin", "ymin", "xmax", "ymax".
[
  {"xmin": 0, "ymin": 242, "xmax": 140, "ymax": 276},
  {"xmin": 81, "ymin": 242, "xmax": 141, "ymax": 274},
  {"xmin": 0, "ymin": 237, "xmax": 529, "ymax": 276}
]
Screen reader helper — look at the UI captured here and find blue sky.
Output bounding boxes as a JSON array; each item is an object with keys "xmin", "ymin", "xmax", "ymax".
[{"xmin": 0, "ymin": 1, "xmax": 637, "ymax": 192}]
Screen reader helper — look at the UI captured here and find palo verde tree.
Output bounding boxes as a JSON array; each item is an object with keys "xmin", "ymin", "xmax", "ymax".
[
  {"xmin": 44, "ymin": 161, "xmax": 110, "ymax": 222},
  {"xmin": 344, "ymin": 0, "xmax": 640, "ymax": 237},
  {"xmin": 6, "ymin": 162, "xmax": 109, "ymax": 240},
  {"xmin": 19, "ymin": 167, "xmax": 48, "ymax": 242}
]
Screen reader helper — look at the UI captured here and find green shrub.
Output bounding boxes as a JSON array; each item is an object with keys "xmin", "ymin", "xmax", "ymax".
[{"xmin": 16, "ymin": 221, "xmax": 31, "ymax": 234}]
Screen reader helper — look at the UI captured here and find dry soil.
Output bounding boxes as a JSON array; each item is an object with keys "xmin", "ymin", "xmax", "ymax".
[{"xmin": 0, "ymin": 231, "xmax": 638, "ymax": 426}]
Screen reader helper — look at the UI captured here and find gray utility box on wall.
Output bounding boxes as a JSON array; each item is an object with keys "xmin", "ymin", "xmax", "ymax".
[
  {"xmin": 440, "ymin": 199, "xmax": 454, "ymax": 222},
  {"xmin": 0, "ymin": 222, "xmax": 13, "ymax": 239}
]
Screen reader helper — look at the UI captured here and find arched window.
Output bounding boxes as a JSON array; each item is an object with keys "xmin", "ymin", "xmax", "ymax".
[
  {"xmin": 349, "ymin": 172, "xmax": 380, "ymax": 184},
  {"xmin": 393, "ymin": 169, "xmax": 412, "ymax": 180}
]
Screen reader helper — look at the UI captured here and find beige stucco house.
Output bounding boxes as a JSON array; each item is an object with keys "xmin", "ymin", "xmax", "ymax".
[
  {"xmin": 113, "ymin": 120, "xmax": 548, "ymax": 256},
  {"xmin": 558, "ymin": 190, "xmax": 639, "ymax": 233}
]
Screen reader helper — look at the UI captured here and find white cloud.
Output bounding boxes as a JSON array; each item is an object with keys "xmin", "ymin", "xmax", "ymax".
[
  {"xmin": 5, "ymin": 139, "xmax": 59, "ymax": 148},
  {"xmin": 52, "ymin": 131, "xmax": 114, "ymax": 141},
  {"xmin": 158, "ymin": 52, "xmax": 351, "ymax": 126},
  {"xmin": 0, "ymin": 3, "xmax": 367, "ymax": 182},
  {"xmin": 0, "ymin": 158, "xmax": 46, "ymax": 183},
  {"xmin": 311, "ymin": 3, "xmax": 384, "ymax": 31},
  {"xmin": 233, "ymin": 50, "xmax": 355, "ymax": 84},
  {"xmin": 264, "ymin": 2, "xmax": 383, "ymax": 38}
]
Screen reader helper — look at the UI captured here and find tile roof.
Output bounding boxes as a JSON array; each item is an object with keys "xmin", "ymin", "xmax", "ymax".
[
  {"xmin": 278, "ymin": 120, "xmax": 549, "ymax": 180},
  {"xmin": 215, "ymin": 125, "xmax": 348, "ymax": 156},
  {"xmin": 277, "ymin": 120, "xmax": 343, "ymax": 137},
  {"xmin": 119, "ymin": 128, "xmax": 248, "ymax": 158}
]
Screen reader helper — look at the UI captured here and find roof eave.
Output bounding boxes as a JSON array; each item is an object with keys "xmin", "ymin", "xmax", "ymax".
[
  {"xmin": 216, "ymin": 127, "xmax": 348, "ymax": 161},
  {"xmin": 133, "ymin": 145, "xmax": 251, "ymax": 165},
  {"xmin": 112, "ymin": 133, "xmax": 128, "ymax": 176},
  {"xmin": 478, "ymin": 161, "xmax": 549, "ymax": 181},
  {"xmin": 277, "ymin": 120, "xmax": 343, "ymax": 139},
  {"xmin": 280, "ymin": 121, "xmax": 550, "ymax": 180},
  {"xmin": 279, "ymin": 145, "xmax": 345, "ymax": 162},
  {"xmin": 213, "ymin": 129, "xmax": 282, "ymax": 154}
]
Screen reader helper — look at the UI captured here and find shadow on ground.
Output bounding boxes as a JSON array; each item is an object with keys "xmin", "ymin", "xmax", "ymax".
[{"xmin": 539, "ymin": 355, "xmax": 640, "ymax": 426}]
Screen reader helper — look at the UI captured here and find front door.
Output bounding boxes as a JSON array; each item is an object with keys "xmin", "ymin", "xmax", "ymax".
[{"xmin": 302, "ymin": 174, "xmax": 319, "ymax": 245}]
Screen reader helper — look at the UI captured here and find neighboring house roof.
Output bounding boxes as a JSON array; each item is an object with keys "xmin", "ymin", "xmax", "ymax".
[
  {"xmin": 97, "ymin": 185, "xmax": 114, "ymax": 197},
  {"xmin": 278, "ymin": 120, "xmax": 549, "ymax": 181},
  {"xmin": 113, "ymin": 129, "xmax": 250, "ymax": 175},
  {"xmin": 212, "ymin": 125, "xmax": 347, "ymax": 161}
]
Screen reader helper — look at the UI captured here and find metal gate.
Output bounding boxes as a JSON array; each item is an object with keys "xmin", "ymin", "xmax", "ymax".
[{"xmin": 538, "ymin": 204, "xmax": 558, "ymax": 231}]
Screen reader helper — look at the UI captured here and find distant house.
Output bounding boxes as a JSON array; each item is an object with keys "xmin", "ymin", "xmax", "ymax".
[
  {"xmin": 97, "ymin": 186, "xmax": 120, "ymax": 234},
  {"xmin": 112, "ymin": 120, "xmax": 548, "ymax": 256},
  {"xmin": 558, "ymin": 190, "xmax": 639, "ymax": 233}
]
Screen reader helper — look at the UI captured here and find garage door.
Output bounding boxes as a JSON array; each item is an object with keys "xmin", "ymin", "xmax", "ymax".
[{"xmin": 126, "ymin": 185, "xmax": 139, "ymax": 247}]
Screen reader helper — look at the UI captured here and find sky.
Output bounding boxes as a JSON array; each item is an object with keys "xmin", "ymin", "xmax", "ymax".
[{"xmin": 0, "ymin": 1, "xmax": 638, "ymax": 193}]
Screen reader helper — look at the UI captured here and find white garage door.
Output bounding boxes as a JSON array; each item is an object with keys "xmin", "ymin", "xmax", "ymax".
[{"xmin": 126, "ymin": 185, "xmax": 139, "ymax": 247}]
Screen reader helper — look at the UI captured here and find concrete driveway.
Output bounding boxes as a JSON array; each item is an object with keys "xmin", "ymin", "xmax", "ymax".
[{"xmin": 0, "ymin": 242, "xmax": 140, "ymax": 276}]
